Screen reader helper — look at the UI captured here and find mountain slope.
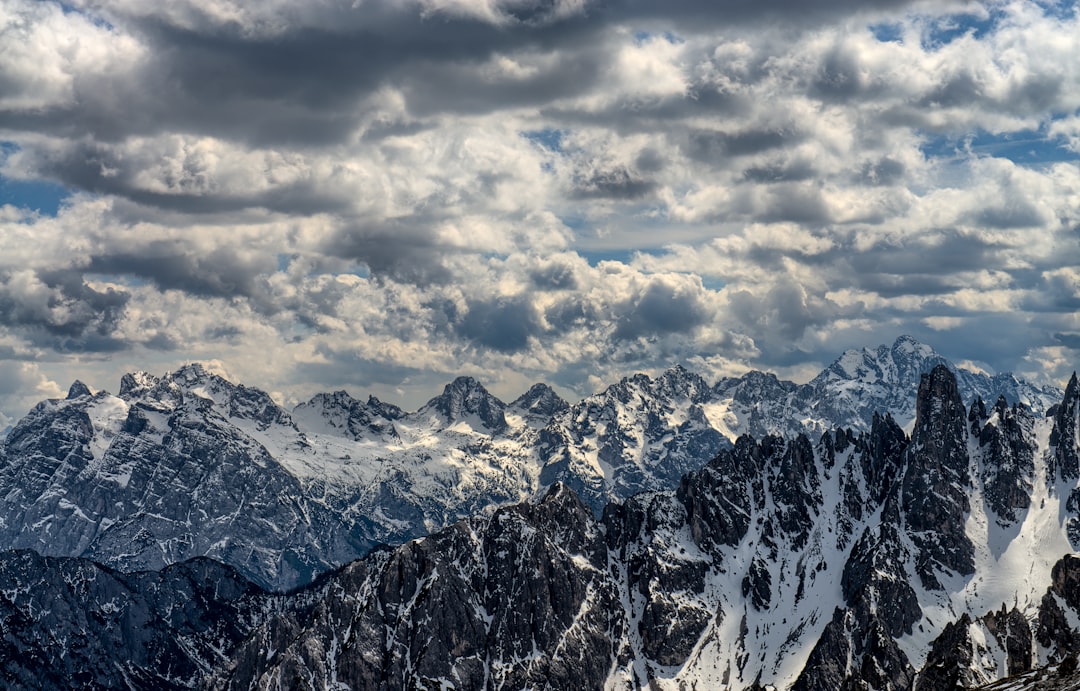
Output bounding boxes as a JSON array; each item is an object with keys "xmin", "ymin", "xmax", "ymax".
[
  {"xmin": 0, "ymin": 366, "xmax": 376, "ymax": 591},
  {"xmin": 0, "ymin": 550, "xmax": 280, "ymax": 689}
]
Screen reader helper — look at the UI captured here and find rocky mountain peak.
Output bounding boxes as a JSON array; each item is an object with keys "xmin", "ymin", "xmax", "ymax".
[
  {"xmin": 891, "ymin": 333, "xmax": 936, "ymax": 358},
  {"xmin": 118, "ymin": 371, "xmax": 161, "ymax": 399},
  {"xmin": 65, "ymin": 380, "xmax": 92, "ymax": 400},
  {"xmin": 166, "ymin": 362, "xmax": 219, "ymax": 386},
  {"xmin": 510, "ymin": 383, "xmax": 569, "ymax": 420},
  {"xmin": 914, "ymin": 364, "xmax": 966, "ymax": 433},
  {"xmin": 904, "ymin": 364, "xmax": 975, "ymax": 589},
  {"xmin": 424, "ymin": 375, "xmax": 507, "ymax": 431},
  {"xmin": 366, "ymin": 394, "xmax": 404, "ymax": 420},
  {"xmin": 655, "ymin": 364, "xmax": 711, "ymax": 401},
  {"xmin": 293, "ymin": 390, "xmax": 401, "ymax": 440},
  {"xmin": 716, "ymin": 369, "xmax": 797, "ymax": 402},
  {"xmin": 1051, "ymin": 372, "xmax": 1080, "ymax": 482}
]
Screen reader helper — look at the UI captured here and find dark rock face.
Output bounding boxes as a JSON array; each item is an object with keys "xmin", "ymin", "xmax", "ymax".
[
  {"xmin": 916, "ymin": 613, "xmax": 982, "ymax": 691},
  {"xmin": 0, "ymin": 550, "xmax": 276, "ymax": 690},
  {"xmin": 1050, "ymin": 373, "xmax": 1080, "ymax": 483},
  {"xmin": 212, "ymin": 484, "xmax": 623, "ymax": 691},
  {"xmin": 983, "ymin": 605, "xmax": 1034, "ymax": 678},
  {"xmin": 4, "ymin": 356, "xmax": 1080, "ymax": 690},
  {"xmin": 902, "ymin": 365, "xmax": 975, "ymax": 590},
  {"xmin": 66, "ymin": 380, "xmax": 92, "ymax": 399},
  {"xmin": 1037, "ymin": 554, "xmax": 1080, "ymax": 660},
  {"xmin": 972, "ymin": 396, "xmax": 1036, "ymax": 524},
  {"xmin": 676, "ymin": 435, "xmax": 758, "ymax": 550}
]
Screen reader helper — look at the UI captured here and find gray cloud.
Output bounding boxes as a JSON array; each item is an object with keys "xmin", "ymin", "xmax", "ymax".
[
  {"xmin": 86, "ymin": 245, "xmax": 274, "ymax": 300},
  {"xmin": 572, "ymin": 168, "xmax": 657, "ymax": 200},
  {"xmin": 457, "ymin": 295, "xmax": 542, "ymax": 352},
  {"xmin": 612, "ymin": 278, "xmax": 710, "ymax": 341},
  {"xmin": 322, "ymin": 221, "xmax": 456, "ymax": 285},
  {"xmin": 0, "ymin": 270, "xmax": 130, "ymax": 352}
]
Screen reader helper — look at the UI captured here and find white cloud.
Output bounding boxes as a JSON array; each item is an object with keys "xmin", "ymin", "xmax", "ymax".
[{"xmin": 2, "ymin": 0, "xmax": 1080, "ymax": 421}]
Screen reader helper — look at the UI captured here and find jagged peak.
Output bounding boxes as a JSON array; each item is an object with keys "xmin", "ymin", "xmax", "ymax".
[
  {"xmin": 304, "ymin": 389, "xmax": 360, "ymax": 408},
  {"xmin": 169, "ymin": 362, "xmax": 215, "ymax": 382},
  {"xmin": 1064, "ymin": 372, "xmax": 1080, "ymax": 403},
  {"xmin": 533, "ymin": 481, "xmax": 593, "ymax": 524},
  {"xmin": 511, "ymin": 382, "xmax": 569, "ymax": 415},
  {"xmin": 969, "ymin": 396, "xmax": 987, "ymax": 422},
  {"xmin": 891, "ymin": 334, "xmax": 934, "ymax": 355},
  {"xmin": 421, "ymin": 375, "xmax": 507, "ymax": 430},
  {"xmin": 911, "ymin": 364, "xmax": 963, "ymax": 423},
  {"xmin": 119, "ymin": 371, "xmax": 160, "ymax": 398},
  {"xmin": 434, "ymin": 375, "xmax": 502, "ymax": 404},
  {"xmin": 66, "ymin": 380, "xmax": 92, "ymax": 400},
  {"xmin": 658, "ymin": 363, "xmax": 708, "ymax": 387},
  {"xmin": 366, "ymin": 395, "xmax": 404, "ymax": 420}
]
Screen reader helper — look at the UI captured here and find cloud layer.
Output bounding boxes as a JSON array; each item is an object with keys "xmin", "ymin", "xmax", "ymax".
[{"xmin": 1, "ymin": 0, "xmax": 1079, "ymax": 420}]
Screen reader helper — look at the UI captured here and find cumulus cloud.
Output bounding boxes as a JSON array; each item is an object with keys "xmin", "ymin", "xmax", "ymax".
[{"xmin": 1, "ymin": 0, "xmax": 1080, "ymax": 420}]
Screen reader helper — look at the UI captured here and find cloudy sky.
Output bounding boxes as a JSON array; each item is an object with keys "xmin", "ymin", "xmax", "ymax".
[{"xmin": 1, "ymin": 0, "xmax": 1080, "ymax": 424}]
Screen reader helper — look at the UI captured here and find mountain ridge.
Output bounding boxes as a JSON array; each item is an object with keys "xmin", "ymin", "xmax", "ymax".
[{"xmin": 0, "ymin": 336, "xmax": 1065, "ymax": 590}]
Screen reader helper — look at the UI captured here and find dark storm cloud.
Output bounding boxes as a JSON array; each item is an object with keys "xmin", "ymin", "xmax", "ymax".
[
  {"xmin": 842, "ymin": 231, "xmax": 1011, "ymax": 294},
  {"xmin": 688, "ymin": 128, "xmax": 804, "ymax": 162},
  {"xmin": 756, "ymin": 183, "xmax": 833, "ymax": 225},
  {"xmin": 728, "ymin": 279, "xmax": 834, "ymax": 342},
  {"xmin": 970, "ymin": 199, "xmax": 1049, "ymax": 230},
  {"xmin": 742, "ymin": 159, "xmax": 819, "ymax": 183},
  {"xmin": 572, "ymin": 168, "xmax": 657, "ymax": 200},
  {"xmin": 5, "ymin": 3, "xmax": 604, "ymax": 149},
  {"xmin": 857, "ymin": 157, "xmax": 905, "ymax": 186},
  {"xmin": 913, "ymin": 68, "xmax": 1063, "ymax": 118},
  {"xmin": 612, "ymin": 279, "xmax": 709, "ymax": 340},
  {"xmin": 1054, "ymin": 333, "xmax": 1080, "ymax": 350},
  {"xmin": 529, "ymin": 261, "xmax": 580, "ymax": 290},
  {"xmin": 538, "ymin": 87, "xmax": 751, "ymax": 136},
  {"xmin": 0, "ymin": 270, "xmax": 130, "ymax": 352},
  {"xmin": 7, "ymin": 0, "xmax": 930, "ymax": 150},
  {"xmin": 600, "ymin": 0, "xmax": 924, "ymax": 29},
  {"xmin": 21, "ymin": 141, "xmax": 354, "ymax": 216},
  {"xmin": 86, "ymin": 244, "xmax": 274, "ymax": 300},
  {"xmin": 456, "ymin": 295, "xmax": 543, "ymax": 352},
  {"xmin": 544, "ymin": 295, "xmax": 600, "ymax": 332},
  {"xmin": 322, "ymin": 221, "xmax": 457, "ymax": 285}
]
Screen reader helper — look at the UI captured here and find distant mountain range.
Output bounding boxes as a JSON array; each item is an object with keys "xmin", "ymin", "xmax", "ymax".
[
  {"xmin": 0, "ymin": 335, "xmax": 1062, "ymax": 590},
  {"xmin": 1, "ymin": 362, "xmax": 1080, "ymax": 689}
]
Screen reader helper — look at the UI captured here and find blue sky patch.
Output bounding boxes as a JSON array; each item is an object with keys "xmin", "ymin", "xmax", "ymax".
[
  {"xmin": 921, "ymin": 9, "xmax": 1002, "ymax": 49},
  {"xmin": 919, "ymin": 128, "xmax": 1077, "ymax": 167},
  {"xmin": 0, "ymin": 175, "xmax": 71, "ymax": 216},
  {"xmin": 521, "ymin": 128, "xmax": 565, "ymax": 153},
  {"xmin": 869, "ymin": 22, "xmax": 903, "ymax": 43}
]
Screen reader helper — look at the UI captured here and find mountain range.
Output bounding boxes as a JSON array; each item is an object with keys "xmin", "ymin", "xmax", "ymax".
[
  {"xmin": 0, "ymin": 360, "xmax": 1079, "ymax": 688},
  {"xmin": 0, "ymin": 336, "xmax": 1063, "ymax": 591}
]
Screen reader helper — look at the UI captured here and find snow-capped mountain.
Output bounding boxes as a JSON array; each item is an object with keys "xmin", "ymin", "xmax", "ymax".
[
  {"xmin": 0, "ymin": 336, "xmax": 1062, "ymax": 591},
  {"xmin": 210, "ymin": 366, "xmax": 1080, "ymax": 690},
  {"xmin": 3, "ymin": 364, "xmax": 1080, "ymax": 689},
  {"xmin": 0, "ymin": 366, "xmax": 376, "ymax": 591},
  {"xmin": 720, "ymin": 334, "xmax": 1062, "ymax": 437}
]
